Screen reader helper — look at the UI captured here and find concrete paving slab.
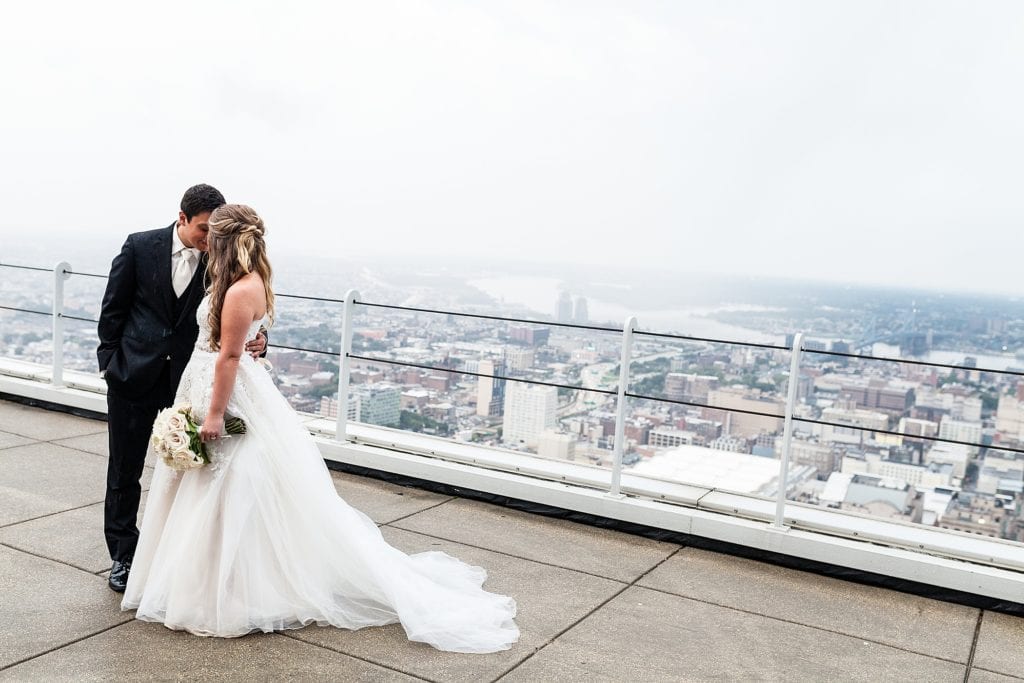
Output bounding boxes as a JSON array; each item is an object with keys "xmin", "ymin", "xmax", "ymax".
[
  {"xmin": 290, "ymin": 526, "xmax": 625, "ymax": 683},
  {"xmin": 0, "ymin": 620, "xmax": 420, "ymax": 682},
  {"xmin": 330, "ymin": 470, "xmax": 452, "ymax": 525},
  {"xmin": 968, "ymin": 669, "xmax": 1023, "ymax": 682},
  {"xmin": 499, "ymin": 586, "xmax": 965, "ymax": 682},
  {"xmin": 52, "ymin": 430, "xmax": 109, "ymax": 457},
  {"xmin": 392, "ymin": 497, "xmax": 678, "ymax": 582},
  {"xmin": 637, "ymin": 547, "xmax": 978, "ymax": 662},
  {"xmin": 0, "ymin": 496, "xmax": 147, "ymax": 573},
  {"xmin": 0, "ymin": 545, "xmax": 130, "ymax": 670},
  {"xmin": 973, "ymin": 611, "xmax": 1024, "ymax": 678},
  {"xmin": 0, "ymin": 401, "xmax": 105, "ymax": 441},
  {"xmin": 0, "ymin": 431, "xmax": 33, "ymax": 451},
  {"xmin": 53, "ymin": 430, "xmax": 158, "ymax": 471},
  {"xmin": 0, "ymin": 443, "xmax": 108, "ymax": 526}
]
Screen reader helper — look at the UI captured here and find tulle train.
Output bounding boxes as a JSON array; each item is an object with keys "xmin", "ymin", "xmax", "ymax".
[{"xmin": 122, "ymin": 348, "xmax": 519, "ymax": 653}]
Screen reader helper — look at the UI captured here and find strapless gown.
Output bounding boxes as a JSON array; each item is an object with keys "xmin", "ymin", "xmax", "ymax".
[{"xmin": 122, "ymin": 297, "xmax": 519, "ymax": 653}]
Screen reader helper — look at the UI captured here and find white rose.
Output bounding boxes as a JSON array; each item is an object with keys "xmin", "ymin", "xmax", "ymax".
[
  {"xmin": 172, "ymin": 445, "xmax": 196, "ymax": 463},
  {"xmin": 166, "ymin": 451, "xmax": 192, "ymax": 471},
  {"xmin": 166, "ymin": 413, "xmax": 188, "ymax": 432},
  {"xmin": 153, "ymin": 406, "xmax": 176, "ymax": 431},
  {"xmin": 164, "ymin": 431, "xmax": 189, "ymax": 452},
  {"xmin": 164, "ymin": 453, "xmax": 186, "ymax": 471},
  {"xmin": 151, "ymin": 432, "xmax": 171, "ymax": 454}
]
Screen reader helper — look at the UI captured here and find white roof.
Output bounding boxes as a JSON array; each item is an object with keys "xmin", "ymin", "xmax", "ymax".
[
  {"xmin": 632, "ymin": 444, "xmax": 782, "ymax": 495},
  {"xmin": 820, "ymin": 472, "xmax": 853, "ymax": 503}
]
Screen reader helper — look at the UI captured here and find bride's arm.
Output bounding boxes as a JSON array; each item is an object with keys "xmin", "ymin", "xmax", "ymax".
[{"xmin": 199, "ymin": 283, "xmax": 261, "ymax": 442}]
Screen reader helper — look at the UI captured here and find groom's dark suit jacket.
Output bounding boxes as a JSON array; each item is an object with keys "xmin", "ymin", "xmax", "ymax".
[{"xmin": 97, "ymin": 224, "xmax": 207, "ymax": 400}]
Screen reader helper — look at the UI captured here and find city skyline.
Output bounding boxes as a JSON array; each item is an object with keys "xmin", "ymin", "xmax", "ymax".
[{"xmin": 3, "ymin": 245, "xmax": 1023, "ymax": 542}]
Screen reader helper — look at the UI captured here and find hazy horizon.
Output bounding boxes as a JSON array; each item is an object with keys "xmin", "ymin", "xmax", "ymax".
[
  {"xmin": 2, "ymin": 2, "xmax": 1023, "ymax": 297},
  {"xmin": 3, "ymin": 227, "xmax": 1020, "ymax": 311}
]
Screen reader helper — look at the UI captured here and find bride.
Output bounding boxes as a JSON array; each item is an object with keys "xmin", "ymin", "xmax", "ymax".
[{"xmin": 122, "ymin": 204, "xmax": 519, "ymax": 653}]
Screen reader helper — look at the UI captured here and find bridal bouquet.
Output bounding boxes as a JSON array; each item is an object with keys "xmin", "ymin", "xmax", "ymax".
[{"xmin": 150, "ymin": 403, "xmax": 246, "ymax": 471}]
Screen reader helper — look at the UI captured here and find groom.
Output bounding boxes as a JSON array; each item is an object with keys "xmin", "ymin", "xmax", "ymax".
[{"xmin": 97, "ymin": 184, "xmax": 266, "ymax": 592}]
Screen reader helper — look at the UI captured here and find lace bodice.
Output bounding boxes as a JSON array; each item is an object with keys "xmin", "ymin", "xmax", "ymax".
[
  {"xmin": 195, "ymin": 296, "xmax": 264, "ymax": 353},
  {"xmin": 169, "ymin": 296, "xmax": 267, "ymax": 480}
]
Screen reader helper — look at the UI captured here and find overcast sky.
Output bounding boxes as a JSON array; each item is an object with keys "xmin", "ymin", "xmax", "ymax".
[{"xmin": 1, "ymin": 1, "xmax": 1022, "ymax": 295}]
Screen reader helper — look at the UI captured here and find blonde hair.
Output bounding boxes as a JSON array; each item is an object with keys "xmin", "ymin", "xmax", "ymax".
[{"xmin": 206, "ymin": 204, "xmax": 275, "ymax": 350}]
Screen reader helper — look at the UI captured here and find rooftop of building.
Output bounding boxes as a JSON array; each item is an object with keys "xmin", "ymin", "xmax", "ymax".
[{"xmin": 2, "ymin": 398, "xmax": 1023, "ymax": 681}]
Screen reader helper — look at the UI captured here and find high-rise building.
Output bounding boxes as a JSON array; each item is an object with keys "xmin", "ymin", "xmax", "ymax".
[
  {"xmin": 839, "ymin": 379, "xmax": 915, "ymax": 413},
  {"xmin": 841, "ymin": 451, "xmax": 954, "ymax": 489},
  {"xmin": 538, "ymin": 430, "xmax": 576, "ymax": 460},
  {"xmin": 503, "ymin": 347, "xmax": 534, "ymax": 372},
  {"xmin": 476, "ymin": 359, "xmax": 506, "ymax": 417},
  {"xmin": 705, "ymin": 387, "xmax": 784, "ymax": 438},
  {"xmin": 502, "ymin": 382, "xmax": 557, "ymax": 448},
  {"xmin": 995, "ymin": 393, "xmax": 1024, "ymax": 443},
  {"xmin": 319, "ymin": 395, "xmax": 358, "ymax": 421},
  {"xmin": 709, "ymin": 436, "xmax": 748, "ymax": 453},
  {"xmin": 898, "ymin": 417, "xmax": 939, "ymax": 439},
  {"xmin": 352, "ymin": 384, "xmax": 401, "ymax": 426},
  {"xmin": 508, "ymin": 326, "xmax": 551, "ymax": 347},
  {"xmin": 779, "ymin": 438, "xmax": 840, "ymax": 479},
  {"xmin": 648, "ymin": 427, "xmax": 696, "ymax": 449},
  {"xmin": 556, "ymin": 291, "xmax": 573, "ymax": 323},
  {"xmin": 954, "ymin": 397, "xmax": 983, "ymax": 423},
  {"xmin": 924, "ymin": 442, "xmax": 970, "ymax": 480},
  {"xmin": 938, "ymin": 417, "xmax": 983, "ymax": 455},
  {"xmin": 573, "ymin": 296, "xmax": 588, "ymax": 324},
  {"xmin": 977, "ymin": 451, "xmax": 1024, "ymax": 496},
  {"xmin": 819, "ymin": 405, "xmax": 889, "ymax": 445},
  {"xmin": 665, "ymin": 373, "xmax": 718, "ymax": 402}
]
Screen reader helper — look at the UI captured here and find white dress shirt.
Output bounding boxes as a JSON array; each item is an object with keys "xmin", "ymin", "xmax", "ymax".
[{"xmin": 171, "ymin": 226, "xmax": 200, "ymax": 298}]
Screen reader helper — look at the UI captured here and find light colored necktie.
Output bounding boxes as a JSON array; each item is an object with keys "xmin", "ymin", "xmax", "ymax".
[{"xmin": 172, "ymin": 249, "xmax": 196, "ymax": 298}]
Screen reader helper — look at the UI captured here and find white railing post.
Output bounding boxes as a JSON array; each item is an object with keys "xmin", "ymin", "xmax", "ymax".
[
  {"xmin": 51, "ymin": 261, "xmax": 72, "ymax": 387},
  {"xmin": 609, "ymin": 316, "xmax": 638, "ymax": 497},
  {"xmin": 335, "ymin": 289, "xmax": 361, "ymax": 442},
  {"xmin": 773, "ymin": 332, "xmax": 804, "ymax": 529}
]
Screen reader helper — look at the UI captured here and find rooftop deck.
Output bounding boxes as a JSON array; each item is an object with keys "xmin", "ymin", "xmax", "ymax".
[{"xmin": 1, "ymin": 399, "xmax": 1022, "ymax": 682}]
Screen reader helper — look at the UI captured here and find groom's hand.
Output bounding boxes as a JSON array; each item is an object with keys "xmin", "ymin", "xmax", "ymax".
[{"xmin": 246, "ymin": 331, "xmax": 267, "ymax": 358}]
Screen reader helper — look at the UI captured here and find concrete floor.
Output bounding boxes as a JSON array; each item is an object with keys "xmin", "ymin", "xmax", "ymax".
[{"xmin": 0, "ymin": 398, "xmax": 1021, "ymax": 682}]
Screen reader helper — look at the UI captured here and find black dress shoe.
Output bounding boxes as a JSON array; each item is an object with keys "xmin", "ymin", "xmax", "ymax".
[{"xmin": 109, "ymin": 558, "xmax": 132, "ymax": 593}]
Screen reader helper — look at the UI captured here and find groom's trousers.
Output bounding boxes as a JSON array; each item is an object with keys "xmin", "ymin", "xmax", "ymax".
[{"xmin": 104, "ymin": 362, "xmax": 175, "ymax": 562}]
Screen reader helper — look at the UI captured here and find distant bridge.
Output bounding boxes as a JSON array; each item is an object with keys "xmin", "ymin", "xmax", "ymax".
[{"xmin": 851, "ymin": 303, "xmax": 927, "ymax": 353}]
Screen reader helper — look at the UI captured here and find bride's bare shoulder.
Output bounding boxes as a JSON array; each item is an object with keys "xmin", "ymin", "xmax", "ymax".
[{"xmin": 224, "ymin": 274, "xmax": 267, "ymax": 318}]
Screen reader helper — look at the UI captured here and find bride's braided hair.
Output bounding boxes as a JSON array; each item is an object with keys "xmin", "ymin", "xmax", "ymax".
[{"xmin": 206, "ymin": 204, "xmax": 276, "ymax": 351}]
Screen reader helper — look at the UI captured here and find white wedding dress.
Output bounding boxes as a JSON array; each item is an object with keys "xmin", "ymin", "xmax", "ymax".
[{"xmin": 122, "ymin": 297, "xmax": 519, "ymax": 652}]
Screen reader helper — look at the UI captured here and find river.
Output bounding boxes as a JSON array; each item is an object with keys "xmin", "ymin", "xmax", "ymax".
[
  {"xmin": 872, "ymin": 344, "xmax": 1022, "ymax": 372},
  {"xmin": 467, "ymin": 276, "xmax": 780, "ymax": 344}
]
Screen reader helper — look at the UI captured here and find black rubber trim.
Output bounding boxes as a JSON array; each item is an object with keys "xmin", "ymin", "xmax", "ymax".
[{"xmin": 0, "ymin": 393, "xmax": 106, "ymax": 421}]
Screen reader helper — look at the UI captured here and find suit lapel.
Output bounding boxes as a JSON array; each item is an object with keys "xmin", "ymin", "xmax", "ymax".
[{"xmin": 155, "ymin": 224, "xmax": 176, "ymax": 321}]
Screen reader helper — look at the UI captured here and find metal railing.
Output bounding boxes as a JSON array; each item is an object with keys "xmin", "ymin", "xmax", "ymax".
[{"xmin": 2, "ymin": 259, "xmax": 1022, "ymax": 542}]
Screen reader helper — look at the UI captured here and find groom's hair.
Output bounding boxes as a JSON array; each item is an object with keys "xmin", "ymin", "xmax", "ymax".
[{"xmin": 180, "ymin": 184, "xmax": 226, "ymax": 220}]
